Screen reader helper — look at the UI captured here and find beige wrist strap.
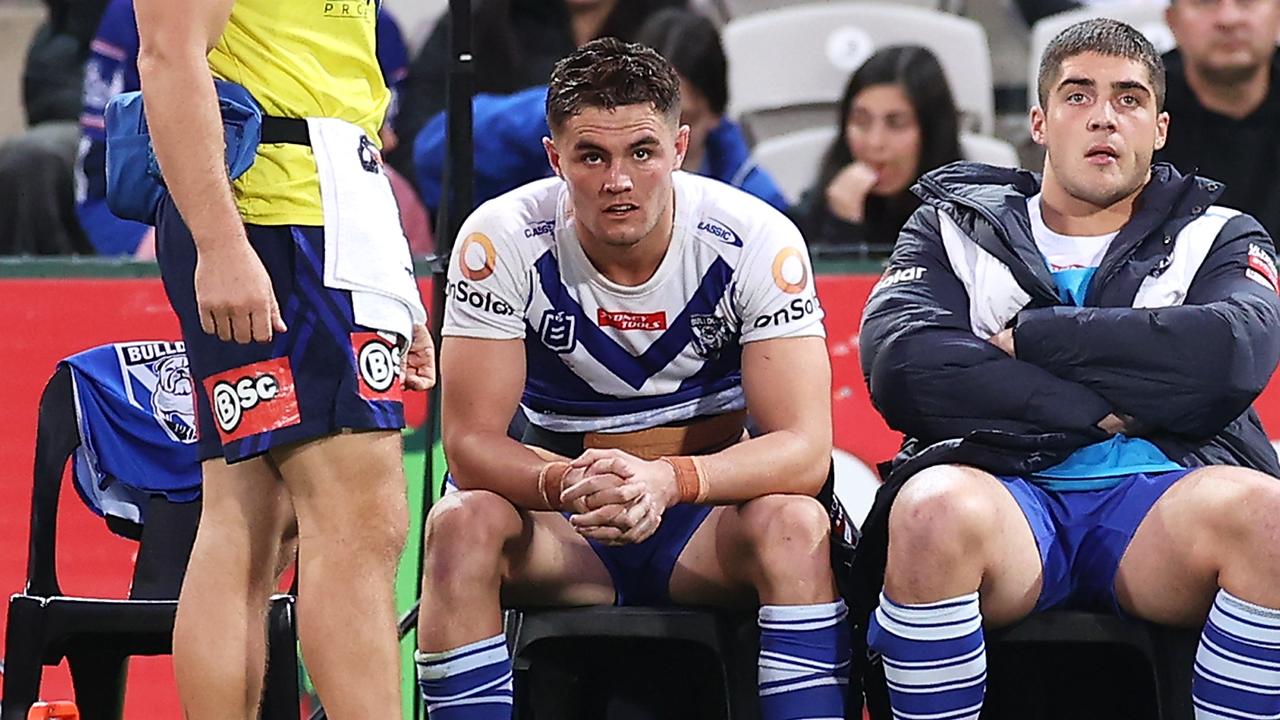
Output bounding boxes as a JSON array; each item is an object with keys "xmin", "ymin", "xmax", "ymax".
[
  {"xmin": 660, "ymin": 455, "xmax": 708, "ymax": 505},
  {"xmin": 537, "ymin": 461, "xmax": 572, "ymax": 510}
]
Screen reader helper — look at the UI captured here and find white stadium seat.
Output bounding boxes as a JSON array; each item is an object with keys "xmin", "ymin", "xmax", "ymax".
[
  {"xmin": 720, "ymin": 0, "xmax": 952, "ymax": 21},
  {"xmin": 0, "ymin": 2, "xmax": 47, "ymax": 141},
  {"xmin": 724, "ymin": 2, "xmax": 994, "ymax": 142}
]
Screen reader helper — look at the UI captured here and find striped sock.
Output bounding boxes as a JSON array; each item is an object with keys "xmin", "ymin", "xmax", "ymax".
[
  {"xmin": 415, "ymin": 634, "xmax": 513, "ymax": 719},
  {"xmin": 758, "ymin": 598, "xmax": 852, "ymax": 720},
  {"xmin": 867, "ymin": 591, "xmax": 986, "ymax": 720},
  {"xmin": 1193, "ymin": 589, "xmax": 1280, "ymax": 720}
]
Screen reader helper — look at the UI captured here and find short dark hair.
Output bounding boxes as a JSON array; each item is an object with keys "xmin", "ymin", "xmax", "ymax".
[
  {"xmin": 546, "ymin": 37, "xmax": 682, "ymax": 133},
  {"xmin": 634, "ymin": 8, "xmax": 728, "ymax": 116},
  {"xmin": 1037, "ymin": 18, "xmax": 1166, "ymax": 110}
]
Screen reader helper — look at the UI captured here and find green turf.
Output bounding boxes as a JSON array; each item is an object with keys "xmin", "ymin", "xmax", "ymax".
[{"xmin": 396, "ymin": 437, "xmax": 445, "ymax": 719}]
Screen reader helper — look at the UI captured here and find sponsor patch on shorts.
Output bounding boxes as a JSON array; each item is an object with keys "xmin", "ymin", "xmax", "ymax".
[
  {"xmin": 204, "ymin": 358, "xmax": 301, "ymax": 443},
  {"xmin": 351, "ymin": 331, "xmax": 404, "ymax": 402}
]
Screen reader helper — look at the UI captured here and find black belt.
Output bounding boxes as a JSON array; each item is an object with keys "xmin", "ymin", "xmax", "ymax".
[{"xmin": 260, "ymin": 116, "xmax": 311, "ymax": 146}]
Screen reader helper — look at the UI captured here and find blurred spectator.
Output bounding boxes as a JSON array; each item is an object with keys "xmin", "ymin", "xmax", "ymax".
[
  {"xmin": 1158, "ymin": 0, "xmax": 1280, "ymax": 239},
  {"xmin": 413, "ymin": 7, "xmax": 787, "ymax": 216},
  {"xmin": 73, "ymin": 0, "xmax": 429, "ymax": 257},
  {"xmin": 26, "ymin": 0, "xmax": 110, "ymax": 125},
  {"xmin": 791, "ymin": 46, "xmax": 962, "ymax": 256},
  {"xmin": 0, "ymin": 0, "xmax": 107, "ymax": 255},
  {"xmin": 392, "ymin": 0, "xmax": 684, "ymax": 177},
  {"xmin": 0, "ymin": 122, "xmax": 91, "ymax": 255},
  {"xmin": 74, "ymin": 0, "xmax": 146, "ymax": 256}
]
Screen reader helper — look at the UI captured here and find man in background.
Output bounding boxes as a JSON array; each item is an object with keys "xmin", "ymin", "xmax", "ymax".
[{"xmin": 1159, "ymin": 0, "xmax": 1280, "ymax": 238}]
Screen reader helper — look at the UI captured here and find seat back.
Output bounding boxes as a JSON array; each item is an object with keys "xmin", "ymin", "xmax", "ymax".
[
  {"xmin": 26, "ymin": 364, "xmax": 80, "ymax": 597},
  {"xmin": 25, "ymin": 342, "xmax": 202, "ymax": 599},
  {"xmin": 0, "ymin": 2, "xmax": 46, "ymax": 140},
  {"xmin": 724, "ymin": 2, "xmax": 994, "ymax": 142},
  {"xmin": 750, "ymin": 126, "xmax": 1019, "ymax": 205},
  {"xmin": 747, "ymin": 126, "xmax": 836, "ymax": 206},
  {"xmin": 959, "ymin": 133, "xmax": 1020, "ymax": 168},
  {"xmin": 722, "ymin": 0, "xmax": 948, "ymax": 21},
  {"xmin": 1027, "ymin": 4, "xmax": 1174, "ymax": 110}
]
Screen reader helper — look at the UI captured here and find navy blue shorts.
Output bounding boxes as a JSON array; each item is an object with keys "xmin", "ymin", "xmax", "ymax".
[
  {"xmin": 1000, "ymin": 470, "xmax": 1192, "ymax": 614},
  {"xmin": 442, "ymin": 475, "xmax": 713, "ymax": 606},
  {"xmin": 579, "ymin": 502, "xmax": 714, "ymax": 606},
  {"xmin": 155, "ymin": 198, "xmax": 406, "ymax": 463}
]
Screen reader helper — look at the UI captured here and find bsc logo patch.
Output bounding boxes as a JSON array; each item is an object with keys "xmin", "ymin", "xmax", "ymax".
[
  {"xmin": 352, "ymin": 332, "xmax": 405, "ymax": 402},
  {"xmin": 204, "ymin": 358, "xmax": 301, "ymax": 443}
]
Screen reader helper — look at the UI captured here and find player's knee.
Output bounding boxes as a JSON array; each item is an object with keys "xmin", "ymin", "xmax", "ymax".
[
  {"xmin": 741, "ymin": 494, "xmax": 831, "ymax": 566},
  {"xmin": 423, "ymin": 490, "xmax": 519, "ymax": 562},
  {"xmin": 888, "ymin": 465, "xmax": 993, "ymax": 556},
  {"xmin": 1193, "ymin": 467, "xmax": 1280, "ymax": 553}
]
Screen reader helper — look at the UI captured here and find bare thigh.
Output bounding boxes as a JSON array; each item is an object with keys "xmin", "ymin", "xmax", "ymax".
[
  {"xmin": 666, "ymin": 506, "xmax": 756, "ymax": 608},
  {"xmin": 1115, "ymin": 466, "xmax": 1280, "ymax": 625},
  {"xmin": 270, "ymin": 429, "xmax": 407, "ymax": 544},
  {"xmin": 500, "ymin": 507, "xmax": 619, "ymax": 607}
]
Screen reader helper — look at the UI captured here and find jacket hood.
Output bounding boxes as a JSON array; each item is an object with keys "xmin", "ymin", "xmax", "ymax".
[{"xmin": 912, "ymin": 160, "xmax": 1225, "ymax": 224}]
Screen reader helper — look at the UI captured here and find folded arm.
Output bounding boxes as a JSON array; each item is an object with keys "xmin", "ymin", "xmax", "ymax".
[
  {"xmin": 1014, "ymin": 215, "xmax": 1280, "ymax": 438},
  {"xmin": 860, "ymin": 206, "xmax": 1114, "ymax": 445}
]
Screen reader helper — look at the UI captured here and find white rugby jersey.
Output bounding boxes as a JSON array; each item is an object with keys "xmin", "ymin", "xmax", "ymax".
[{"xmin": 443, "ymin": 171, "xmax": 825, "ymax": 432}]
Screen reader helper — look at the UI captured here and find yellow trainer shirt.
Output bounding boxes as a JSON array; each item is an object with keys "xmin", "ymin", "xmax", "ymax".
[{"xmin": 208, "ymin": 0, "xmax": 389, "ymax": 226}]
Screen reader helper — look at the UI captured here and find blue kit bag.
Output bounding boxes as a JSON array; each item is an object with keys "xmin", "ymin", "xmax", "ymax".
[{"xmin": 104, "ymin": 80, "xmax": 268, "ymax": 225}]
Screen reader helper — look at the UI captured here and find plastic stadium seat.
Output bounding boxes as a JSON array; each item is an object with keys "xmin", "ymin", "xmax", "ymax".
[
  {"xmin": 723, "ymin": 2, "xmax": 994, "ymax": 142},
  {"xmin": 988, "ymin": 610, "xmax": 1198, "ymax": 720},
  {"xmin": 1027, "ymin": 3, "xmax": 1174, "ymax": 110},
  {"xmin": 959, "ymin": 132, "xmax": 1020, "ymax": 168},
  {"xmin": 749, "ymin": 126, "xmax": 1019, "ymax": 205},
  {"xmin": 720, "ymin": 0, "xmax": 954, "ymax": 21},
  {"xmin": 0, "ymin": 2, "xmax": 45, "ymax": 140},
  {"xmin": 1, "ymin": 361, "xmax": 299, "ymax": 720},
  {"xmin": 505, "ymin": 607, "xmax": 762, "ymax": 719}
]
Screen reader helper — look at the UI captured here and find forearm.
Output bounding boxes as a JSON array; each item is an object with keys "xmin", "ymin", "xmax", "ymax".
[
  {"xmin": 445, "ymin": 430, "xmax": 567, "ymax": 510},
  {"xmin": 137, "ymin": 48, "xmax": 243, "ymax": 250},
  {"xmin": 1014, "ymin": 299, "xmax": 1280, "ymax": 433},
  {"xmin": 866, "ymin": 328, "xmax": 1114, "ymax": 442},
  {"xmin": 682, "ymin": 428, "xmax": 831, "ymax": 504}
]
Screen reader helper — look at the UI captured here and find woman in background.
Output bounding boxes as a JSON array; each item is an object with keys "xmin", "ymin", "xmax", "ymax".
[{"xmin": 793, "ymin": 45, "xmax": 962, "ymax": 255}]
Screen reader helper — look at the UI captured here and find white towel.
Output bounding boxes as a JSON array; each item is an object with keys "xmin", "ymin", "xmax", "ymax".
[{"xmin": 307, "ymin": 117, "xmax": 426, "ymax": 342}]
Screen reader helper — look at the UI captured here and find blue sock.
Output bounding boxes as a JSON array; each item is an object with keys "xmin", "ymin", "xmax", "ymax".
[
  {"xmin": 867, "ymin": 591, "xmax": 986, "ymax": 720},
  {"xmin": 758, "ymin": 598, "xmax": 852, "ymax": 720},
  {"xmin": 415, "ymin": 634, "xmax": 513, "ymax": 719},
  {"xmin": 1193, "ymin": 589, "xmax": 1280, "ymax": 720}
]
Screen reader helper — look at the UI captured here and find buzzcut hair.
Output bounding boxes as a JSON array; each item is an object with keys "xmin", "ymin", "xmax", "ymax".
[
  {"xmin": 1037, "ymin": 18, "xmax": 1166, "ymax": 110},
  {"xmin": 546, "ymin": 37, "xmax": 682, "ymax": 134}
]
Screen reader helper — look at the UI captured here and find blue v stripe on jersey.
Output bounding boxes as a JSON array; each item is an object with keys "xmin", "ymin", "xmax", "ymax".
[
  {"xmin": 521, "ymin": 320, "xmax": 742, "ymax": 416},
  {"xmin": 533, "ymin": 250, "xmax": 734, "ymax": 390}
]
